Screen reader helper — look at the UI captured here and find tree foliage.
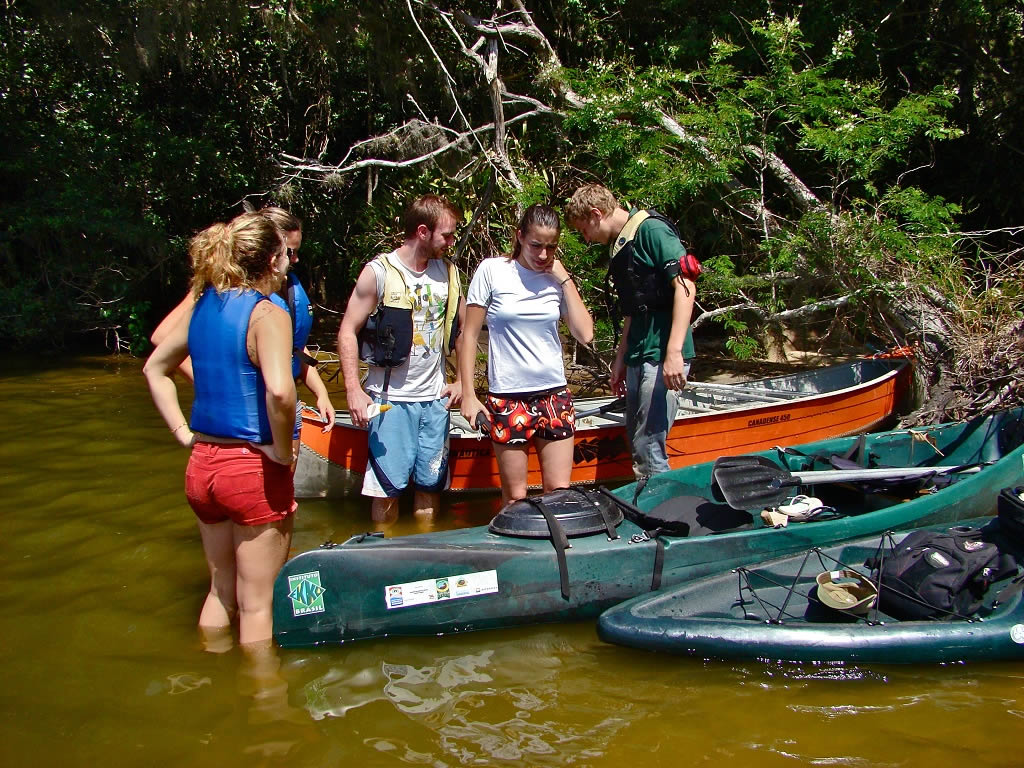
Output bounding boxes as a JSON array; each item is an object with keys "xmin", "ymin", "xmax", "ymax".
[{"xmin": 2, "ymin": 0, "xmax": 1022, "ymax": 418}]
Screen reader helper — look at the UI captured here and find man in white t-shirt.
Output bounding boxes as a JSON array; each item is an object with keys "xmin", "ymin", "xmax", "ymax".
[{"xmin": 337, "ymin": 195, "xmax": 465, "ymax": 524}]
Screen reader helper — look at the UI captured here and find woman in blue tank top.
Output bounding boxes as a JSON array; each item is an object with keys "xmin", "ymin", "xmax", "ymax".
[
  {"xmin": 144, "ymin": 212, "xmax": 296, "ymax": 648},
  {"xmin": 150, "ymin": 207, "xmax": 336, "ymax": 448}
]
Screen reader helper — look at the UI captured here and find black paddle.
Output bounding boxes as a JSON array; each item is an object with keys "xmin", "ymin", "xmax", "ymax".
[
  {"xmin": 712, "ymin": 454, "xmax": 982, "ymax": 510},
  {"xmin": 575, "ymin": 397, "xmax": 626, "ymax": 420},
  {"xmin": 475, "ymin": 411, "xmax": 491, "ymax": 436}
]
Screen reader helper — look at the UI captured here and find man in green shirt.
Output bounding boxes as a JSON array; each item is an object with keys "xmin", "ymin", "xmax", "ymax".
[{"xmin": 567, "ymin": 183, "xmax": 697, "ymax": 478}]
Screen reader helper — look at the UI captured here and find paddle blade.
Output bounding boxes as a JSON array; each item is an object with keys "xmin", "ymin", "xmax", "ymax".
[
  {"xmin": 711, "ymin": 454, "xmax": 968, "ymax": 510},
  {"xmin": 712, "ymin": 456, "xmax": 793, "ymax": 510}
]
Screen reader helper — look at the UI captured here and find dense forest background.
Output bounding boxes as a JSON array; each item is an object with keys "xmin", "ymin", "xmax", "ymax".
[{"xmin": 2, "ymin": 0, "xmax": 1021, "ymax": 419}]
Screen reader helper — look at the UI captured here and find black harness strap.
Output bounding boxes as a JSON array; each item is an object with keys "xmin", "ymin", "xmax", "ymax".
[
  {"xmin": 650, "ymin": 531, "xmax": 666, "ymax": 591},
  {"xmin": 377, "ymin": 321, "xmax": 398, "ymax": 404},
  {"xmin": 597, "ymin": 486, "xmax": 645, "ymax": 518},
  {"xmin": 284, "ymin": 279, "xmax": 318, "ymax": 370},
  {"xmin": 596, "ymin": 486, "xmax": 675, "ymax": 591},
  {"xmin": 990, "ymin": 573, "xmax": 1024, "ymax": 607},
  {"xmin": 287, "ymin": 278, "xmax": 298, "ymax": 330},
  {"xmin": 524, "ymin": 497, "xmax": 572, "ymax": 601},
  {"xmin": 586, "ymin": 488, "xmax": 620, "ymax": 541},
  {"xmin": 632, "ymin": 475, "xmax": 650, "ymax": 506}
]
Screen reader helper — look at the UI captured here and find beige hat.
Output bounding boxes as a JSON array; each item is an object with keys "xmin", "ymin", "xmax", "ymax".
[{"xmin": 815, "ymin": 569, "xmax": 878, "ymax": 615}]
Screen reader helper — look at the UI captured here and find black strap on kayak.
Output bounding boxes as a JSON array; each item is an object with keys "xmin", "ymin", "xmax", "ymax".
[
  {"xmin": 632, "ymin": 475, "xmax": 649, "ymax": 506},
  {"xmin": 650, "ymin": 531, "xmax": 666, "ymax": 591},
  {"xmin": 989, "ymin": 573, "xmax": 1024, "ymax": 607},
  {"xmin": 625, "ymin": 528, "xmax": 667, "ymax": 591},
  {"xmin": 523, "ymin": 496, "xmax": 572, "ymax": 601},
  {"xmin": 589, "ymin": 489, "xmax": 620, "ymax": 541},
  {"xmin": 597, "ymin": 486, "xmax": 646, "ymax": 519},
  {"xmin": 598, "ymin": 486, "xmax": 668, "ymax": 590}
]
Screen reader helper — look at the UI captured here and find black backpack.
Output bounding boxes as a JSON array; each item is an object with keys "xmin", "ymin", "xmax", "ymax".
[
  {"xmin": 997, "ymin": 486, "xmax": 1024, "ymax": 547},
  {"xmin": 868, "ymin": 527, "xmax": 1001, "ymax": 620}
]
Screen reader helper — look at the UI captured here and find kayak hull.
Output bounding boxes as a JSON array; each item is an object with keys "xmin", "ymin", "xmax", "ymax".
[
  {"xmin": 598, "ymin": 519, "xmax": 1024, "ymax": 664},
  {"xmin": 274, "ymin": 408, "xmax": 1024, "ymax": 648}
]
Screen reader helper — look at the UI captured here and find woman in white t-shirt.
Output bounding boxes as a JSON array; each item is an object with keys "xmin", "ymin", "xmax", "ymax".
[{"xmin": 459, "ymin": 204, "xmax": 594, "ymax": 505}]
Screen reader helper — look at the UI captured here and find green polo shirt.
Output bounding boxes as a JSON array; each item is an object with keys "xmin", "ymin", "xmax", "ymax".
[{"xmin": 615, "ymin": 209, "xmax": 696, "ymax": 365}]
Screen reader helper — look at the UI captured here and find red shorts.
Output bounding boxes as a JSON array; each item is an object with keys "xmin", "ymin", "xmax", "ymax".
[
  {"xmin": 485, "ymin": 387, "xmax": 576, "ymax": 445},
  {"xmin": 185, "ymin": 442, "xmax": 296, "ymax": 526}
]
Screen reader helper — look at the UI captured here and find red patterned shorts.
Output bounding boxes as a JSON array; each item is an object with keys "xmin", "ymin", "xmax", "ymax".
[{"xmin": 485, "ymin": 387, "xmax": 576, "ymax": 445}]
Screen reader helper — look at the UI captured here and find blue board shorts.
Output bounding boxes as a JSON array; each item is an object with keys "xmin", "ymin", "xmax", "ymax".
[{"xmin": 361, "ymin": 398, "xmax": 451, "ymax": 498}]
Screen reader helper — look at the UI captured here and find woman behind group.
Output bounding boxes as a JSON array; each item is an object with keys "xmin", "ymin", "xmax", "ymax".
[
  {"xmin": 144, "ymin": 212, "xmax": 297, "ymax": 646},
  {"xmin": 150, "ymin": 206, "xmax": 335, "ymax": 450},
  {"xmin": 459, "ymin": 204, "xmax": 594, "ymax": 505}
]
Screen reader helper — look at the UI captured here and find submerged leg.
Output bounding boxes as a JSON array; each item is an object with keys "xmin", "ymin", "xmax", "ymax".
[
  {"xmin": 413, "ymin": 490, "xmax": 439, "ymax": 517},
  {"xmin": 371, "ymin": 496, "xmax": 400, "ymax": 527},
  {"xmin": 234, "ymin": 516, "xmax": 294, "ymax": 646},
  {"xmin": 197, "ymin": 518, "xmax": 237, "ymax": 630}
]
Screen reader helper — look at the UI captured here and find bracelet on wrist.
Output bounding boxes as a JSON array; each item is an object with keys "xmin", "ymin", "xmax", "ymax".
[
  {"xmin": 559, "ymin": 276, "xmax": 573, "ymax": 287},
  {"xmin": 170, "ymin": 422, "xmax": 188, "ymax": 434}
]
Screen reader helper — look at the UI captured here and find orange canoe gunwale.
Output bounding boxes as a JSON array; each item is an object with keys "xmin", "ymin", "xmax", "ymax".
[{"xmin": 295, "ymin": 357, "xmax": 912, "ymax": 497}]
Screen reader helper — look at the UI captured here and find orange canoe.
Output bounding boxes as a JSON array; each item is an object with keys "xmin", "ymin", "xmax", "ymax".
[{"xmin": 295, "ymin": 356, "xmax": 912, "ymax": 498}]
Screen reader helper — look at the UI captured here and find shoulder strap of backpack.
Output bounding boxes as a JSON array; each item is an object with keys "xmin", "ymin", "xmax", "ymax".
[
  {"xmin": 375, "ymin": 254, "xmax": 413, "ymax": 309},
  {"xmin": 442, "ymin": 257, "xmax": 461, "ymax": 357},
  {"xmin": 285, "ymin": 276, "xmax": 318, "ymax": 367},
  {"xmin": 286, "ymin": 275, "xmax": 297, "ymax": 330},
  {"xmin": 609, "ymin": 210, "xmax": 651, "ymax": 260}
]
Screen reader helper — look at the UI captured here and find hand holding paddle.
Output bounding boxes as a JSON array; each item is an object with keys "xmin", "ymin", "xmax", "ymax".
[{"xmin": 475, "ymin": 411, "xmax": 492, "ymax": 437}]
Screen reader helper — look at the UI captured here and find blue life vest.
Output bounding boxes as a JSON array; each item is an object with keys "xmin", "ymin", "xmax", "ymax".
[
  {"xmin": 189, "ymin": 287, "xmax": 274, "ymax": 443},
  {"xmin": 270, "ymin": 273, "xmax": 314, "ymax": 380}
]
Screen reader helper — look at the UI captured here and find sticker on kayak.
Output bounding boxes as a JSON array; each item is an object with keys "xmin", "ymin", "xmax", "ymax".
[
  {"xmin": 385, "ymin": 570, "xmax": 499, "ymax": 610},
  {"xmin": 287, "ymin": 571, "xmax": 327, "ymax": 616},
  {"xmin": 1011, "ymin": 624, "xmax": 1024, "ymax": 645}
]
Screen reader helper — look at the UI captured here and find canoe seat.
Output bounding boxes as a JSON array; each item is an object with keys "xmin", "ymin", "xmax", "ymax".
[{"xmin": 642, "ymin": 495, "xmax": 754, "ymax": 537}]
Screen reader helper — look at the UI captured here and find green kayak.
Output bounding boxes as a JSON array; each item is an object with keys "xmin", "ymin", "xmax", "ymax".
[
  {"xmin": 597, "ymin": 516, "xmax": 1024, "ymax": 664},
  {"xmin": 273, "ymin": 408, "xmax": 1024, "ymax": 648}
]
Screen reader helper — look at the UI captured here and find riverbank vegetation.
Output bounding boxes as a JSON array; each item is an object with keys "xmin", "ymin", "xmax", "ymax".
[{"xmin": 2, "ymin": 1, "xmax": 1021, "ymax": 420}]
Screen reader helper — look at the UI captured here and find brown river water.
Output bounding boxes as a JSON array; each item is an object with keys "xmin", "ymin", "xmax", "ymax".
[{"xmin": 2, "ymin": 355, "xmax": 1022, "ymax": 768}]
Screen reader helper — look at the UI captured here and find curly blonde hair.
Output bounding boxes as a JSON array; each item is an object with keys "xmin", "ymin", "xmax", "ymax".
[{"xmin": 188, "ymin": 212, "xmax": 282, "ymax": 297}]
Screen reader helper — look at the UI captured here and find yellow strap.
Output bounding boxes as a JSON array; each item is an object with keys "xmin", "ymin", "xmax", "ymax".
[
  {"xmin": 609, "ymin": 210, "xmax": 651, "ymax": 260},
  {"xmin": 377, "ymin": 254, "xmax": 461, "ymax": 356},
  {"xmin": 443, "ymin": 258, "xmax": 461, "ymax": 357},
  {"xmin": 376, "ymin": 254, "xmax": 413, "ymax": 309}
]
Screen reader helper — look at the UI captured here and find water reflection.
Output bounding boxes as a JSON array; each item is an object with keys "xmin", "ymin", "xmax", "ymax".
[
  {"xmin": 200, "ymin": 625, "xmax": 235, "ymax": 655},
  {"xmin": 297, "ymin": 631, "xmax": 631, "ymax": 765},
  {"xmin": 3, "ymin": 356, "xmax": 1024, "ymax": 768}
]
